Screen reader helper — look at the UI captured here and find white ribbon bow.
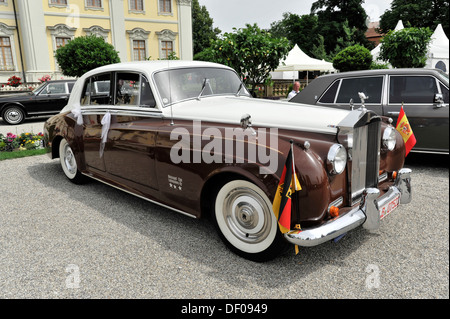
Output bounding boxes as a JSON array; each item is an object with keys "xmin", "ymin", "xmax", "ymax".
[
  {"xmin": 71, "ymin": 105, "xmax": 83, "ymax": 125},
  {"xmin": 99, "ymin": 111, "xmax": 111, "ymax": 158}
]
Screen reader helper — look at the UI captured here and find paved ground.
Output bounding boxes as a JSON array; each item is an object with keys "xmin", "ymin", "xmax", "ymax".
[
  {"xmin": 0, "ymin": 117, "xmax": 48, "ymax": 136},
  {"xmin": 0, "ymin": 149, "xmax": 448, "ymax": 300}
]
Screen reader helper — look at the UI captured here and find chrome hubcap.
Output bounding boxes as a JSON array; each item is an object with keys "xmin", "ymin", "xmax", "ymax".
[
  {"xmin": 5, "ymin": 109, "xmax": 22, "ymax": 124},
  {"xmin": 223, "ymin": 187, "xmax": 272, "ymax": 244},
  {"xmin": 64, "ymin": 145, "xmax": 76, "ymax": 175}
]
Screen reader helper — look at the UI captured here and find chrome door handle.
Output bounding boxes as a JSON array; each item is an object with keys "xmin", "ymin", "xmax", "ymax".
[{"xmin": 387, "ymin": 111, "xmax": 400, "ymax": 116}]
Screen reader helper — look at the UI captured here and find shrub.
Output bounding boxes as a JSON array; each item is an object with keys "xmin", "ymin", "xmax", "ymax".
[
  {"xmin": 55, "ymin": 35, "xmax": 120, "ymax": 77},
  {"xmin": 379, "ymin": 27, "xmax": 433, "ymax": 68},
  {"xmin": 332, "ymin": 44, "xmax": 373, "ymax": 72}
]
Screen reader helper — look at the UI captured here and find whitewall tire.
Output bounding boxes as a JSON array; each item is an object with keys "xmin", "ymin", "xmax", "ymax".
[{"xmin": 214, "ymin": 180, "xmax": 288, "ymax": 261}]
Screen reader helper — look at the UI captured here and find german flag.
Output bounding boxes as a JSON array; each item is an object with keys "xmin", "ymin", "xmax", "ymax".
[
  {"xmin": 396, "ymin": 104, "xmax": 416, "ymax": 157},
  {"xmin": 272, "ymin": 141, "xmax": 302, "ymax": 234}
]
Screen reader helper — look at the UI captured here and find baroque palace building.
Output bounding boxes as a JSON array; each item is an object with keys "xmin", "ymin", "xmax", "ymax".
[{"xmin": 0, "ymin": 0, "xmax": 193, "ymax": 83}]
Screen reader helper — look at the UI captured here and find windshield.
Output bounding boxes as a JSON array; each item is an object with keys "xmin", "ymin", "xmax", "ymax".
[
  {"xmin": 154, "ymin": 67, "xmax": 250, "ymax": 106},
  {"xmin": 32, "ymin": 82, "xmax": 48, "ymax": 94}
]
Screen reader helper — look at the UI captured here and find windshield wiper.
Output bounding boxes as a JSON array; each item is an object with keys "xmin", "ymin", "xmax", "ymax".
[{"xmin": 197, "ymin": 78, "xmax": 210, "ymax": 100}]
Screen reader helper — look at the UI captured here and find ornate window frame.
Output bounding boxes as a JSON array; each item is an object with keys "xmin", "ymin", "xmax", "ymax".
[
  {"xmin": 155, "ymin": 29, "xmax": 178, "ymax": 59},
  {"xmin": 127, "ymin": 28, "xmax": 151, "ymax": 61},
  {"xmin": 83, "ymin": 25, "xmax": 110, "ymax": 42},
  {"xmin": 48, "ymin": 24, "xmax": 77, "ymax": 69},
  {"xmin": 0, "ymin": 22, "xmax": 18, "ymax": 72}
]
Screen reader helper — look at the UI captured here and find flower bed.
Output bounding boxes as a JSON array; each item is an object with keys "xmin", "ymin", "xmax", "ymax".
[{"xmin": 0, "ymin": 132, "xmax": 44, "ymax": 152}]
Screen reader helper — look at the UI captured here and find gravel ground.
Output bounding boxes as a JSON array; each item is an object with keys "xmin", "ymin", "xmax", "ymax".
[{"xmin": 0, "ymin": 152, "xmax": 448, "ymax": 300}]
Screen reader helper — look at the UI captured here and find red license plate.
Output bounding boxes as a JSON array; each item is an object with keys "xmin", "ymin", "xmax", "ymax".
[{"xmin": 380, "ymin": 194, "xmax": 400, "ymax": 220}]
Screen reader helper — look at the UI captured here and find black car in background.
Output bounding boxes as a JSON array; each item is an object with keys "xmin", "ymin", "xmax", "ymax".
[
  {"xmin": 289, "ymin": 69, "xmax": 449, "ymax": 154},
  {"xmin": 0, "ymin": 80, "xmax": 76, "ymax": 125}
]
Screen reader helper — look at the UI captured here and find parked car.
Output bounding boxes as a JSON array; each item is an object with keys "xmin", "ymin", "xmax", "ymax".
[
  {"xmin": 289, "ymin": 68, "xmax": 449, "ymax": 154},
  {"xmin": 0, "ymin": 79, "xmax": 76, "ymax": 125},
  {"xmin": 44, "ymin": 61, "xmax": 412, "ymax": 261}
]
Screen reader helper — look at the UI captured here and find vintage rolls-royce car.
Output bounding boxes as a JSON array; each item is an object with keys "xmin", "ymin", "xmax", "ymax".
[{"xmin": 44, "ymin": 61, "xmax": 412, "ymax": 261}]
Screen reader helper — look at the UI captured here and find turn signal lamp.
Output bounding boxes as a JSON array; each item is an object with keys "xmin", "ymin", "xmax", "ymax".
[
  {"xmin": 329, "ymin": 206, "xmax": 340, "ymax": 218},
  {"xmin": 392, "ymin": 171, "xmax": 398, "ymax": 180}
]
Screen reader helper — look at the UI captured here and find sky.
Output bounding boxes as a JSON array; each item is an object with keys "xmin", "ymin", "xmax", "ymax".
[{"xmin": 197, "ymin": 0, "xmax": 393, "ymax": 33}]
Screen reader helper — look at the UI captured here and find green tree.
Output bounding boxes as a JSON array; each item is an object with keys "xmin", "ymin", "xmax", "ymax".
[
  {"xmin": 55, "ymin": 35, "xmax": 120, "ymax": 77},
  {"xmin": 379, "ymin": 27, "xmax": 433, "ymax": 68},
  {"xmin": 269, "ymin": 13, "xmax": 319, "ymax": 58},
  {"xmin": 192, "ymin": 0, "xmax": 221, "ymax": 56},
  {"xmin": 196, "ymin": 24, "xmax": 289, "ymax": 94},
  {"xmin": 379, "ymin": 0, "xmax": 449, "ymax": 36},
  {"xmin": 332, "ymin": 44, "xmax": 372, "ymax": 72},
  {"xmin": 311, "ymin": 0, "xmax": 371, "ymax": 54}
]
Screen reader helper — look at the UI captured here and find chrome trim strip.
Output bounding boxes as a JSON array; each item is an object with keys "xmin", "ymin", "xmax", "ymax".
[{"xmin": 82, "ymin": 173, "xmax": 197, "ymax": 219}]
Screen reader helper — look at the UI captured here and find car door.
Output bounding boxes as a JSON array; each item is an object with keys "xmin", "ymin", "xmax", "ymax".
[
  {"xmin": 384, "ymin": 75, "xmax": 449, "ymax": 153},
  {"xmin": 101, "ymin": 71, "xmax": 160, "ymax": 191},
  {"xmin": 80, "ymin": 73, "xmax": 112, "ymax": 173},
  {"xmin": 317, "ymin": 76, "xmax": 384, "ymax": 115},
  {"xmin": 33, "ymin": 82, "xmax": 70, "ymax": 114}
]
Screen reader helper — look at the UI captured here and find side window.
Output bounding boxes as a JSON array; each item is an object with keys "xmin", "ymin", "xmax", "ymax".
[
  {"xmin": 140, "ymin": 75, "xmax": 156, "ymax": 108},
  {"xmin": 80, "ymin": 73, "xmax": 112, "ymax": 106},
  {"xmin": 439, "ymin": 83, "xmax": 449, "ymax": 103},
  {"xmin": 389, "ymin": 76, "xmax": 438, "ymax": 104},
  {"xmin": 336, "ymin": 76, "xmax": 383, "ymax": 104},
  {"xmin": 46, "ymin": 83, "xmax": 66, "ymax": 95},
  {"xmin": 318, "ymin": 80, "xmax": 340, "ymax": 103},
  {"xmin": 115, "ymin": 72, "xmax": 140, "ymax": 106}
]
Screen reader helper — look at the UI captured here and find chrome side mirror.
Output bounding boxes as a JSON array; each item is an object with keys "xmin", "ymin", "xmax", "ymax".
[{"xmin": 434, "ymin": 93, "xmax": 445, "ymax": 108}]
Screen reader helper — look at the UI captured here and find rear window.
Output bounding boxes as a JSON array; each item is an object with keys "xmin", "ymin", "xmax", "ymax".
[{"xmin": 389, "ymin": 76, "xmax": 438, "ymax": 104}]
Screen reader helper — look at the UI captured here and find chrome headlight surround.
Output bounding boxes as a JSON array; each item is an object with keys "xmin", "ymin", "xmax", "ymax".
[
  {"xmin": 382, "ymin": 126, "xmax": 397, "ymax": 151},
  {"xmin": 327, "ymin": 144, "xmax": 347, "ymax": 175}
]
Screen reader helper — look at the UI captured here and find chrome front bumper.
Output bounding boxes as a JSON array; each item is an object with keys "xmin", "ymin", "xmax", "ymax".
[{"xmin": 285, "ymin": 168, "xmax": 412, "ymax": 247}]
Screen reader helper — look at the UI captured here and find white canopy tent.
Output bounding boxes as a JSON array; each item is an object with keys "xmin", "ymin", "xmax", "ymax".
[
  {"xmin": 425, "ymin": 24, "xmax": 449, "ymax": 73},
  {"xmin": 272, "ymin": 44, "xmax": 335, "ymax": 83},
  {"xmin": 371, "ymin": 21, "xmax": 449, "ymax": 73}
]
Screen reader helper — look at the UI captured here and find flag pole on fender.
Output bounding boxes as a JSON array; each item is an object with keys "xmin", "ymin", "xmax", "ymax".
[
  {"xmin": 395, "ymin": 103, "xmax": 416, "ymax": 157},
  {"xmin": 272, "ymin": 140, "xmax": 302, "ymax": 254}
]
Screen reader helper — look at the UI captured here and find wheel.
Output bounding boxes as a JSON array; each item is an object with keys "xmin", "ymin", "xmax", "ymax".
[
  {"xmin": 59, "ymin": 139, "xmax": 85, "ymax": 184},
  {"xmin": 213, "ymin": 180, "xmax": 289, "ymax": 261},
  {"xmin": 2, "ymin": 105, "xmax": 25, "ymax": 125}
]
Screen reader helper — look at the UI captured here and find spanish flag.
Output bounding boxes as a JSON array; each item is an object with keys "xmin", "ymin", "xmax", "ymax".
[
  {"xmin": 396, "ymin": 105, "xmax": 416, "ymax": 157},
  {"xmin": 272, "ymin": 141, "xmax": 302, "ymax": 234}
]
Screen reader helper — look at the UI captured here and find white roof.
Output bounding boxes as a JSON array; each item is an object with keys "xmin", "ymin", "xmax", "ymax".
[
  {"xmin": 429, "ymin": 24, "xmax": 449, "ymax": 59},
  {"xmin": 275, "ymin": 44, "xmax": 335, "ymax": 72}
]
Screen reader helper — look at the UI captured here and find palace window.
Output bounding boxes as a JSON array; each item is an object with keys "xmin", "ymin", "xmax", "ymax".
[
  {"xmin": 133, "ymin": 40, "xmax": 146, "ymax": 61},
  {"xmin": 130, "ymin": 0, "xmax": 144, "ymax": 11},
  {"xmin": 0, "ymin": 37, "xmax": 14, "ymax": 71},
  {"xmin": 159, "ymin": 0, "xmax": 172, "ymax": 14}
]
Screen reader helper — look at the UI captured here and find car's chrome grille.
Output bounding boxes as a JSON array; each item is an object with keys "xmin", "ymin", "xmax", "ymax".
[{"xmin": 350, "ymin": 120, "xmax": 381, "ymax": 205}]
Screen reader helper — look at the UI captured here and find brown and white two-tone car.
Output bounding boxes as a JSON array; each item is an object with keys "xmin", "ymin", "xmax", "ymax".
[{"xmin": 44, "ymin": 61, "xmax": 412, "ymax": 261}]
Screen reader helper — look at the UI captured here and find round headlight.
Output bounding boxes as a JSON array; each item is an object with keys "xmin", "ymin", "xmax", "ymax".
[
  {"xmin": 327, "ymin": 144, "xmax": 347, "ymax": 175},
  {"xmin": 382, "ymin": 127, "xmax": 397, "ymax": 151}
]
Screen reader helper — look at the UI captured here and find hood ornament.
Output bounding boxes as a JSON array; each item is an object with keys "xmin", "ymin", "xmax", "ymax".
[{"xmin": 358, "ymin": 92, "xmax": 368, "ymax": 111}]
